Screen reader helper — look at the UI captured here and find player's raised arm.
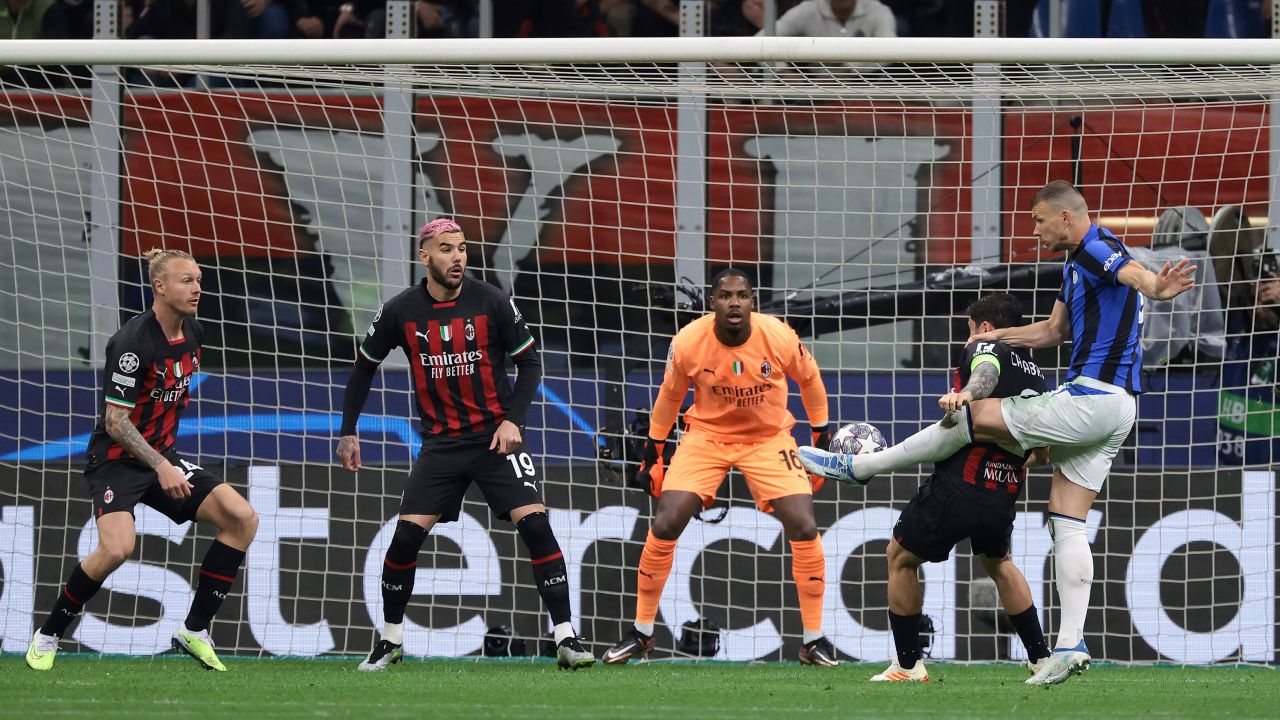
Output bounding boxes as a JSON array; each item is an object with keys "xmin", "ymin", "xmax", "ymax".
[
  {"xmin": 969, "ymin": 300, "xmax": 1070, "ymax": 350},
  {"xmin": 1117, "ymin": 257, "xmax": 1197, "ymax": 301}
]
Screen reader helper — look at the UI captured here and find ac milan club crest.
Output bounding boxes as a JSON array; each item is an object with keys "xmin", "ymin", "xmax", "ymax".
[
  {"xmin": 465, "ymin": 322, "xmax": 475, "ymax": 341},
  {"xmin": 760, "ymin": 360, "xmax": 772, "ymax": 378},
  {"xmin": 103, "ymin": 488, "xmax": 114, "ymax": 504}
]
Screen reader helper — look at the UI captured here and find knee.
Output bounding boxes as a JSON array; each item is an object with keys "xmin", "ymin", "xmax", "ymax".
[
  {"xmin": 221, "ymin": 502, "xmax": 259, "ymax": 542},
  {"xmin": 787, "ymin": 521, "xmax": 819, "ymax": 542},
  {"xmin": 237, "ymin": 505, "xmax": 260, "ymax": 540},
  {"xmin": 650, "ymin": 515, "xmax": 682, "ymax": 541},
  {"xmin": 97, "ymin": 538, "xmax": 135, "ymax": 570}
]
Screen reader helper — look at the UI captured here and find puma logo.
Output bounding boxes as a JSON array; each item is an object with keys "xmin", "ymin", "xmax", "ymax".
[
  {"xmin": 702, "ymin": 368, "xmax": 716, "ymax": 375},
  {"xmin": 523, "ymin": 481, "xmax": 537, "ymax": 492},
  {"xmin": 638, "ymin": 569, "xmax": 655, "ymax": 579}
]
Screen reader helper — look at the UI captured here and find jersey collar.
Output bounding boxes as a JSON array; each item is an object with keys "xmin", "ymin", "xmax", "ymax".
[{"xmin": 1068, "ymin": 224, "xmax": 1101, "ymax": 260}]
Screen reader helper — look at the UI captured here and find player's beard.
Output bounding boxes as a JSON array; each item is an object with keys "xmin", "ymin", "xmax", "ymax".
[{"xmin": 428, "ymin": 258, "xmax": 463, "ymax": 290}]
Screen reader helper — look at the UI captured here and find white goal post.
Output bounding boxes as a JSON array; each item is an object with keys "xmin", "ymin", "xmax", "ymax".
[{"xmin": 0, "ymin": 36, "xmax": 1276, "ymax": 664}]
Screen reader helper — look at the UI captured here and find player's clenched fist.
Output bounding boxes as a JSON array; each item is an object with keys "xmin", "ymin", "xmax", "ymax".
[
  {"xmin": 636, "ymin": 437, "xmax": 666, "ymax": 497},
  {"xmin": 938, "ymin": 390, "xmax": 974, "ymax": 414}
]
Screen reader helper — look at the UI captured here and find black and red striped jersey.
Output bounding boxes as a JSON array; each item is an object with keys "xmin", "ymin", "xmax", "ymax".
[
  {"xmin": 359, "ymin": 276, "xmax": 537, "ymax": 443},
  {"xmin": 86, "ymin": 310, "xmax": 202, "ymax": 466},
  {"xmin": 933, "ymin": 339, "xmax": 1046, "ymax": 508}
]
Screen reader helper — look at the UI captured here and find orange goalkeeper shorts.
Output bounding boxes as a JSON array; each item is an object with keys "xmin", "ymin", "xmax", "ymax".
[{"xmin": 662, "ymin": 428, "xmax": 812, "ymax": 512}]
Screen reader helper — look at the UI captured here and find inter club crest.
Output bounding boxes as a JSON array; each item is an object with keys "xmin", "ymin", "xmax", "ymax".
[{"xmin": 760, "ymin": 360, "xmax": 772, "ymax": 378}]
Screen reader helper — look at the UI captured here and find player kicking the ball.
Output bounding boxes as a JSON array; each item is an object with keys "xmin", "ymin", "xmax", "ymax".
[
  {"xmin": 800, "ymin": 181, "xmax": 1196, "ymax": 685},
  {"xmin": 602, "ymin": 268, "xmax": 839, "ymax": 666},
  {"xmin": 869, "ymin": 294, "xmax": 1053, "ymax": 682},
  {"xmin": 26, "ymin": 249, "xmax": 258, "ymax": 672}
]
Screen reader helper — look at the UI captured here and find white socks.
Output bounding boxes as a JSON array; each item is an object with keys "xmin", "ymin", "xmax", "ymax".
[
  {"xmin": 802, "ymin": 629, "xmax": 824, "ymax": 645},
  {"xmin": 553, "ymin": 622, "xmax": 574, "ymax": 644},
  {"xmin": 852, "ymin": 415, "xmax": 972, "ymax": 479},
  {"xmin": 381, "ymin": 622, "xmax": 404, "ymax": 645},
  {"xmin": 1049, "ymin": 514, "xmax": 1093, "ymax": 650},
  {"xmin": 633, "ymin": 621, "xmax": 655, "ymax": 637}
]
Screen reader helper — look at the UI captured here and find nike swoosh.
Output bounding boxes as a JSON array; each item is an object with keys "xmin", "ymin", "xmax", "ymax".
[{"xmin": 602, "ymin": 646, "xmax": 630, "ymax": 661}]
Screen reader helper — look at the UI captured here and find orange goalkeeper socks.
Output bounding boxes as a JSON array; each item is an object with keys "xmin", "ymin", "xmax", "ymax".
[
  {"xmin": 634, "ymin": 530, "xmax": 677, "ymax": 625},
  {"xmin": 790, "ymin": 536, "xmax": 827, "ymax": 638}
]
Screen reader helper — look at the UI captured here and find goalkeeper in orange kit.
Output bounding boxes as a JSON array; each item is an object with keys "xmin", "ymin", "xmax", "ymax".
[{"xmin": 602, "ymin": 268, "xmax": 838, "ymax": 666}]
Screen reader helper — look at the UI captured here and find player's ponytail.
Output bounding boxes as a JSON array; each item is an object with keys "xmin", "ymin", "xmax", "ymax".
[{"xmin": 142, "ymin": 247, "xmax": 195, "ymax": 283}]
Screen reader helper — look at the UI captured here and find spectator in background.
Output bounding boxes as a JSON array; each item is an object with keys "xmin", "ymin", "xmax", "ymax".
[
  {"xmin": 365, "ymin": 0, "xmax": 466, "ymax": 39},
  {"xmin": 1129, "ymin": 206, "xmax": 1224, "ymax": 367},
  {"xmin": 126, "ymin": 0, "xmax": 290, "ymax": 41},
  {"xmin": 1143, "ymin": 0, "xmax": 1209, "ymax": 37},
  {"xmin": 491, "ymin": 0, "xmax": 593, "ymax": 37},
  {"xmin": 0, "ymin": 0, "xmax": 54, "ymax": 38},
  {"xmin": 881, "ymin": 0, "xmax": 970, "ymax": 37},
  {"xmin": 42, "ymin": 0, "xmax": 91, "ymax": 39},
  {"xmin": 1210, "ymin": 205, "xmax": 1280, "ymax": 466},
  {"xmin": 771, "ymin": 0, "xmax": 896, "ymax": 38}
]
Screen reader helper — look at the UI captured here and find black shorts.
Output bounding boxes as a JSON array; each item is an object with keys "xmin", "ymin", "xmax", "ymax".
[
  {"xmin": 892, "ymin": 479, "xmax": 1015, "ymax": 563},
  {"xmin": 400, "ymin": 442, "xmax": 542, "ymax": 523},
  {"xmin": 85, "ymin": 453, "xmax": 223, "ymax": 524}
]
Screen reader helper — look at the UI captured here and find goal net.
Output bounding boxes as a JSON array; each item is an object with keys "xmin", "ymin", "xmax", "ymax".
[{"xmin": 0, "ymin": 37, "xmax": 1275, "ymax": 664}]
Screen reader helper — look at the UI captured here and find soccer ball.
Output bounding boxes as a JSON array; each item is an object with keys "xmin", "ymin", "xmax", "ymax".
[{"xmin": 829, "ymin": 422, "xmax": 887, "ymax": 455}]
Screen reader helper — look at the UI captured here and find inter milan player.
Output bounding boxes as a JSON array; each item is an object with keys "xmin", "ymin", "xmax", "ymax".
[
  {"xmin": 26, "ymin": 248, "xmax": 259, "ymax": 672},
  {"xmin": 801, "ymin": 181, "xmax": 1196, "ymax": 685},
  {"xmin": 602, "ymin": 268, "xmax": 839, "ymax": 666},
  {"xmin": 337, "ymin": 218, "xmax": 594, "ymax": 671},
  {"xmin": 869, "ymin": 294, "xmax": 1052, "ymax": 682}
]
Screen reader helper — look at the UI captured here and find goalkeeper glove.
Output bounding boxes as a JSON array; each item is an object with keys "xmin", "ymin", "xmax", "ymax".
[
  {"xmin": 636, "ymin": 436, "xmax": 666, "ymax": 498},
  {"xmin": 808, "ymin": 424, "xmax": 832, "ymax": 493}
]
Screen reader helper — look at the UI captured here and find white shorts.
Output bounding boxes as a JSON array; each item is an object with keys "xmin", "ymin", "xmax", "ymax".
[{"xmin": 999, "ymin": 375, "xmax": 1137, "ymax": 493}]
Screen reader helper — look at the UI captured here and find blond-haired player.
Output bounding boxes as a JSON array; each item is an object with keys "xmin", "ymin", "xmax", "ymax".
[{"xmin": 602, "ymin": 268, "xmax": 838, "ymax": 666}]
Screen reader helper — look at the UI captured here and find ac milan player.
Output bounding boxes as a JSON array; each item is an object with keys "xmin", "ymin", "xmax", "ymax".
[
  {"xmin": 869, "ymin": 294, "xmax": 1052, "ymax": 682},
  {"xmin": 26, "ymin": 248, "xmax": 259, "ymax": 672},
  {"xmin": 338, "ymin": 218, "xmax": 593, "ymax": 671}
]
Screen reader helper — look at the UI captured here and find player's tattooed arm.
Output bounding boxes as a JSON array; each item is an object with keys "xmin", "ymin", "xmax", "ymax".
[
  {"xmin": 938, "ymin": 361, "xmax": 1000, "ymax": 418},
  {"xmin": 961, "ymin": 361, "xmax": 1000, "ymax": 402},
  {"xmin": 104, "ymin": 404, "xmax": 167, "ymax": 469}
]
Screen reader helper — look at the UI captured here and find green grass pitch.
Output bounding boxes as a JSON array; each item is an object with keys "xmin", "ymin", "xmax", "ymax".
[{"xmin": 2, "ymin": 655, "xmax": 1277, "ymax": 719}]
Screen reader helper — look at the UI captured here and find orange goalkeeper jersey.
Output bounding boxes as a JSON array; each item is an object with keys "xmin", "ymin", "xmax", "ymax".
[{"xmin": 650, "ymin": 312, "xmax": 828, "ymax": 443}]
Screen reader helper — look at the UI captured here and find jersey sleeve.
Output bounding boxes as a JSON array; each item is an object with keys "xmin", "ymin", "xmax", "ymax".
[
  {"xmin": 962, "ymin": 340, "xmax": 1011, "ymax": 376},
  {"xmin": 1077, "ymin": 236, "xmax": 1131, "ymax": 286},
  {"xmin": 495, "ymin": 294, "xmax": 537, "ymax": 357},
  {"xmin": 357, "ymin": 300, "xmax": 401, "ymax": 364},
  {"xmin": 649, "ymin": 334, "xmax": 692, "ymax": 439},
  {"xmin": 102, "ymin": 330, "xmax": 151, "ymax": 409}
]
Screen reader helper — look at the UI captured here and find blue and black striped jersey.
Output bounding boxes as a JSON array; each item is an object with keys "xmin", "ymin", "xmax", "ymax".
[{"xmin": 1058, "ymin": 225, "xmax": 1145, "ymax": 394}]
